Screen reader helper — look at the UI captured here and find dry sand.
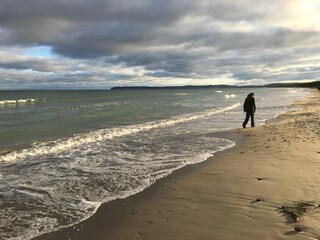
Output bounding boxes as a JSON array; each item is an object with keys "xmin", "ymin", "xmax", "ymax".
[{"xmin": 34, "ymin": 90, "xmax": 320, "ymax": 240}]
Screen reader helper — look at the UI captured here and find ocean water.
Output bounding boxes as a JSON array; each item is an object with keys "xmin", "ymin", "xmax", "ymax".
[{"xmin": 0, "ymin": 88, "xmax": 309, "ymax": 239}]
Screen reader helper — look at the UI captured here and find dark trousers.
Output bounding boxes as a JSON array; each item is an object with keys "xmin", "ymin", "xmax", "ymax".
[{"xmin": 243, "ymin": 112, "xmax": 255, "ymax": 127}]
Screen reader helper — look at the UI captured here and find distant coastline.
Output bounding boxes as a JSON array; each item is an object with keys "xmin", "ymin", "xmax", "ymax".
[{"xmin": 111, "ymin": 80, "xmax": 320, "ymax": 90}]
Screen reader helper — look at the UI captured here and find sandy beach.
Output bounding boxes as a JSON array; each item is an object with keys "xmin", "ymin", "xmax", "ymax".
[{"xmin": 34, "ymin": 90, "xmax": 320, "ymax": 240}]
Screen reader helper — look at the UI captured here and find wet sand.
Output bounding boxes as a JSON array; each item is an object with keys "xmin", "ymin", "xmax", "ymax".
[{"xmin": 34, "ymin": 90, "xmax": 320, "ymax": 240}]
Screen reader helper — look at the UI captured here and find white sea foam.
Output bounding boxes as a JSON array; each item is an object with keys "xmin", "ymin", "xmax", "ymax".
[
  {"xmin": 14, "ymin": 217, "xmax": 59, "ymax": 240},
  {"xmin": 0, "ymin": 100, "xmax": 16, "ymax": 104},
  {"xmin": 173, "ymin": 93, "xmax": 192, "ymax": 96},
  {"xmin": 224, "ymin": 94, "xmax": 237, "ymax": 99},
  {"xmin": 74, "ymin": 199, "xmax": 102, "ymax": 213},
  {"xmin": 0, "ymin": 98, "xmax": 38, "ymax": 105},
  {"xmin": 0, "ymin": 133, "xmax": 236, "ymax": 240},
  {"xmin": 15, "ymin": 189, "xmax": 44, "ymax": 199},
  {"xmin": 0, "ymin": 103, "xmax": 240, "ymax": 163}
]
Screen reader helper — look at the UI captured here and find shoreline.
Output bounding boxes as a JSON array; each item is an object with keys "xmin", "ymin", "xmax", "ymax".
[
  {"xmin": 33, "ymin": 90, "xmax": 320, "ymax": 240},
  {"xmin": 32, "ymin": 130, "xmax": 245, "ymax": 240}
]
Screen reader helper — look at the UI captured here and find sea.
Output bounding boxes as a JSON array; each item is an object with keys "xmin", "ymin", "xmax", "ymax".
[{"xmin": 0, "ymin": 88, "xmax": 309, "ymax": 239}]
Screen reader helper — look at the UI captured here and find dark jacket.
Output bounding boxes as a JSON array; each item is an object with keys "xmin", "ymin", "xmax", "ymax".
[{"xmin": 243, "ymin": 94, "xmax": 256, "ymax": 113}]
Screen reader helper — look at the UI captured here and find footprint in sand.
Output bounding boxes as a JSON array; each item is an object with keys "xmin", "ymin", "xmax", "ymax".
[
  {"xmin": 250, "ymin": 198, "xmax": 263, "ymax": 203},
  {"xmin": 294, "ymin": 226, "xmax": 303, "ymax": 232},
  {"xmin": 255, "ymin": 177, "xmax": 264, "ymax": 181},
  {"xmin": 133, "ymin": 232, "xmax": 144, "ymax": 240}
]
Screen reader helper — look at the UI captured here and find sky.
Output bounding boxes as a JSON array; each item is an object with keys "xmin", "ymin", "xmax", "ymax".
[{"xmin": 0, "ymin": 0, "xmax": 320, "ymax": 89}]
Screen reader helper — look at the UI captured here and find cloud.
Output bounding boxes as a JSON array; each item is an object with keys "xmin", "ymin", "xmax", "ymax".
[{"xmin": 0, "ymin": 0, "xmax": 320, "ymax": 88}]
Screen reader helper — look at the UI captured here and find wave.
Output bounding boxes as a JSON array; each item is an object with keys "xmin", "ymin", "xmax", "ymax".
[
  {"xmin": 173, "ymin": 93, "xmax": 193, "ymax": 96},
  {"xmin": 224, "ymin": 94, "xmax": 237, "ymax": 99},
  {"xmin": 0, "ymin": 136, "xmax": 235, "ymax": 240},
  {"xmin": 0, "ymin": 103, "xmax": 240, "ymax": 163},
  {"xmin": 0, "ymin": 98, "xmax": 38, "ymax": 105}
]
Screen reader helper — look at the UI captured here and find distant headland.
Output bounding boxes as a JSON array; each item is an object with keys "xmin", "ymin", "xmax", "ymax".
[{"xmin": 111, "ymin": 81, "xmax": 320, "ymax": 90}]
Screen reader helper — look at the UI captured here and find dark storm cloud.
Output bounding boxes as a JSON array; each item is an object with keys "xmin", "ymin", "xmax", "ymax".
[
  {"xmin": 176, "ymin": 27, "xmax": 319, "ymax": 52},
  {"xmin": 0, "ymin": 0, "xmax": 192, "ymax": 24},
  {"xmin": 0, "ymin": 60, "xmax": 53, "ymax": 72},
  {"xmin": 0, "ymin": 0, "xmax": 275, "ymax": 57},
  {"xmin": 112, "ymin": 50, "xmax": 197, "ymax": 73},
  {"xmin": 0, "ymin": 0, "xmax": 320, "ymax": 88},
  {"xmin": 0, "ymin": 0, "xmax": 192, "ymax": 45}
]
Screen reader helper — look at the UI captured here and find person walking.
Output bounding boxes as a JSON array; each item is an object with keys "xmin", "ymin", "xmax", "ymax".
[{"xmin": 242, "ymin": 92, "xmax": 256, "ymax": 128}]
